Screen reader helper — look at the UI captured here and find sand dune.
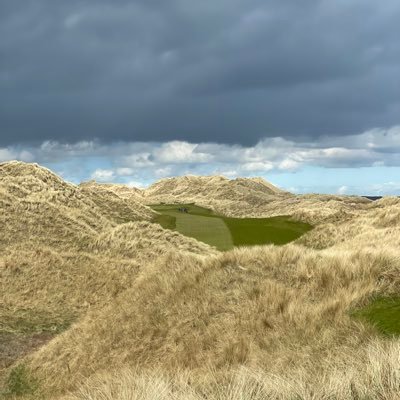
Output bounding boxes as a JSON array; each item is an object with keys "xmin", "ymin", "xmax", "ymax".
[{"xmin": 1, "ymin": 161, "xmax": 400, "ymax": 399}]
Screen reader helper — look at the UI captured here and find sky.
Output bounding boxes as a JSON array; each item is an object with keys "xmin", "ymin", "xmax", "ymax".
[{"xmin": 1, "ymin": 0, "xmax": 400, "ymax": 194}]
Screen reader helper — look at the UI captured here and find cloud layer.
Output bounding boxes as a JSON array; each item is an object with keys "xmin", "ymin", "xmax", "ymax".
[
  {"xmin": 2, "ymin": 126, "xmax": 400, "ymax": 195},
  {"xmin": 1, "ymin": 0, "xmax": 399, "ymax": 145}
]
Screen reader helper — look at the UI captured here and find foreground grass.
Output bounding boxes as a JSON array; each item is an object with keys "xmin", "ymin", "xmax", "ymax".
[
  {"xmin": 151, "ymin": 204, "xmax": 312, "ymax": 250},
  {"xmin": 24, "ymin": 244, "xmax": 400, "ymax": 399},
  {"xmin": 66, "ymin": 340, "xmax": 400, "ymax": 400}
]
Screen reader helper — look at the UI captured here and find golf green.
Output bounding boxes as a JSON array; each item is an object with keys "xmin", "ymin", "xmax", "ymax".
[{"xmin": 151, "ymin": 204, "xmax": 312, "ymax": 251}]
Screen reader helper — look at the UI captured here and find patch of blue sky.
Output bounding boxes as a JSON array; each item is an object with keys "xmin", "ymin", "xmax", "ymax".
[{"xmin": 266, "ymin": 166, "xmax": 400, "ymax": 195}]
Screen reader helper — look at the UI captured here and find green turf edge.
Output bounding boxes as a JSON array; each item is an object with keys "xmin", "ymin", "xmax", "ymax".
[
  {"xmin": 152, "ymin": 213, "xmax": 177, "ymax": 230},
  {"xmin": 224, "ymin": 216, "xmax": 312, "ymax": 246},
  {"xmin": 175, "ymin": 213, "xmax": 233, "ymax": 251},
  {"xmin": 351, "ymin": 295, "xmax": 400, "ymax": 337}
]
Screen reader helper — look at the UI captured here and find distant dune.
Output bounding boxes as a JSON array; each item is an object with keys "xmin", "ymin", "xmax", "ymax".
[
  {"xmin": 145, "ymin": 174, "xmax": 285, "ymax": 197},
  {"xmin": 1, "ymin": 161, "xmax": 400, "ymax": 400},
  {"xmin": 85, "ymin": 173, "xmax": 372, "ymax": 224}
]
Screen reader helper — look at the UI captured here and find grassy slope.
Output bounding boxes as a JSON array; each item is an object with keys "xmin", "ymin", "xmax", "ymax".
[
  {"xmin": 4, "ymin": 164, "xmax": 400, "ymax": 399},
  {"xmin": 0, "ymin": 164, "xmax": 216, "ymax": 391},
  {"xmin": 145, "ymin": 177, "xmax": 371, "ymax": 225},
  {"xmin": 151, "ymin": 204, "xmax": 312, "ymax": 250},
  {"xmin": 25, "ymin": 246, "xmax": 400, "ymax": 399}
]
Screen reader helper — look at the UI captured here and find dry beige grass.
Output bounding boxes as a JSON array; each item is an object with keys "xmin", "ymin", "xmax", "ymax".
[
  {"xmin": 0, "ymin": 162, "xmax": 118, "ymax": 251},
  {"xmin": 65, "ymin": 341, "xmax": 400, "ymax": 400},
  {"xmin": 1, "ymin": 161, "xmax": 400, "ymax": 400},
  {"xmin": 145, "ymin": 175, "xmax": 285, "ymax": 199},
  {"xmin": 22, "ymin": 245, "xmax": 400, "ymax": 398},
  {"xmin": 83, "ymin": 173, "xmax": 373, "ymax": 225},
  {"xmin": 91, "ymin": 221, "xmax": 217, "ymax": 258},
  {"xmin": 141, "ymin": 174, "xmax": 372, "ymax": 224},
  {"xmin": 297, "ymin": 196, "xmax": 400, "ymax": 251},
  {"xmin": 82, "ymin": 180, "xmax": 144, "ymax": 200},
  {"xmin": 79, "ymin": 181, "xmax": 153, "ymax": 222},
  {"xmin": 0, "ymin": 162, "xmax": 214, "ymax": 379}
]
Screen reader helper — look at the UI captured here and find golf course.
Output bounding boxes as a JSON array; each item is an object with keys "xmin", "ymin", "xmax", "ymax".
[{"xmin": 151, "ymin": 203, "xmax": 312, "ymax": 250}]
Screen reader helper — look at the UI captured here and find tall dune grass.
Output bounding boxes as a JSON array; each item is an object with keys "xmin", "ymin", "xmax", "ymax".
[
  {"xmin": 66, "ymin": 340, "xmax": 400, "ymax": 400},
  {"xmin": 23, "ymin": 245, "xmax": 400, "ymax": 398},
  {"xmin": 2, "ymin": 162, "xmax": 400, "ymax": 400}
]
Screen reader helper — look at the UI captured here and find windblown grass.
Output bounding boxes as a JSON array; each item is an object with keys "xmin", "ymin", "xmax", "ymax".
[
  {"xmin": 1, "ymin": 161, "xmax": 400, "ymax": 400},
  {"xmin": 65, "ymin": 343, "xmax": 400, "ymax": 400},
  {"xmin": 0, "ymin": 162, "xmax": 214, "ymax": 383},
  {"xmin": 144, "ymin": 175, "xmax": 371, "ymax": 224},
  {"xmin": 21, "ymin": 245, "xmax": 400, "ymax": 398}
]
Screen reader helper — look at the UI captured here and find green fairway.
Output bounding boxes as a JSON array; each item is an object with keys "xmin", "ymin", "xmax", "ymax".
[
  {"xmin": 353, "ymin": 296, "xmax": 400, "ymax": 336},
  {"xmin": 151, "ymin": 203, "xmax": 312, "ymax": 251},
  {"xmin": 175, "ymin": 212, "xmax": 233, "ymax": 250}
]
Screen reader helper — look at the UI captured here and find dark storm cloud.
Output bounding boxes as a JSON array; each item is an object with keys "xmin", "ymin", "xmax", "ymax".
[{"xmin": 1, "ymin": 0, "xmax": 399, "ymax": 146}]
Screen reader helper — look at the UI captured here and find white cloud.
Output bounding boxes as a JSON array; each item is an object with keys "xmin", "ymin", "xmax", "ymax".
[
  {"xmin": 0, "ymin": 148, "xmax": 33, "ymax": 162},
  {"xmin": 2, "ymin": 126, "xmax": 400, "ymax": 194},
  {"xmin": 23, "ymin": 126, "xmax": 400, "ymax": 176},
  {"xmin": 116, "ymin": 167, "xmax": 134, "ymax": 176},
  {"xmin": 40, "ymin": 140, "xmax": 97, "ymax": 153},
  {"xmin": 123, "ymin": 152, "xmax": 154, "ymax": 168},
  {"xmin": 314, "ymin": 126, "xmax": 400, "ymax": 157},
  {"xmin": 241, "ymin": 161, "xmax": 274, "ymax": 172},
  {"xmin": 126, "ymin": 180, "xmax": 147, "ymax": 189},
  {"xmin": 278, "ymin": 159, "xmax": 300, "ymax": 171},
  {"xmin": 155, "ymin": 167, "xmax": 172, "ymax": 177},
  {"xmin": 0, "ymin": 148, "xmax": 16, "ymax": 162},
  {"xmin": 220, "ymin": 170, "xmax": 239, "ymax": 178},
  {"xmin": 91, "ymin": 169, "xmax": 115, "ymax": 181},
  {"xmin": 19, "ymin": 151, "xmax": 34, "ymax": 162},
  {"xmin": 337, "ymin": 185, "xmax": 348, "ymax": 195},
  {"xmin": 155, "ymin": 141, "xmax": 211, "ymax": 163},
  {"xmin": 368, "ymin": 181, "xmax": 400, "ymax": 195}
]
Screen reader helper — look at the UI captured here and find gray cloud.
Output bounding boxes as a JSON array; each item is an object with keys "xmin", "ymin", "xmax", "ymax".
[
  {"xmin": 1, "ymin": 0, "xmax": 400, "ymax": 146},
  {"xmin": 2, "ymin": 126, "xmax": 400, "ymax": 178}
]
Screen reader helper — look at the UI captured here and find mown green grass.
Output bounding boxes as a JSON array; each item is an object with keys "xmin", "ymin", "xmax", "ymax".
[
  {"xmin": 353, "ymin": 296, "xmax": 400, "ymax": 336},
  {"xmin": 225, "ymin": 216, "xmax": 311, "ymax": 246},
  {"xmin": 153, "ymin": 213, "xmax": 176, "ymax": 230},
  {"xmin": 151, "ymin": 204, "xmax": 312, "ymax": 250},
  {"xmin": 174, "ymin": 212, "xmax": 233, "ymax": 251}
]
